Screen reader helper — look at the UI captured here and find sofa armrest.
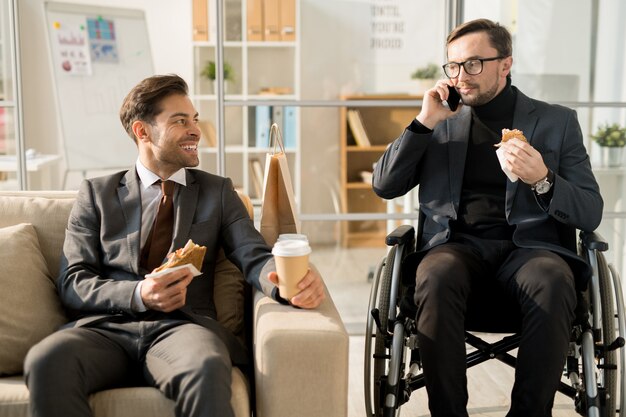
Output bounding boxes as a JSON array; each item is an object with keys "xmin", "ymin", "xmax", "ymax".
[{"xmin": 253, "ymin": 285, "xmax": 348, "ymax": 417}]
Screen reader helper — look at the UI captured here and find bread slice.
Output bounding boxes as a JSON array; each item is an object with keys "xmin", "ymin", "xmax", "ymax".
[{"xmin": 154, "ymin": 239, "xmax": 207, "ymax": 273}]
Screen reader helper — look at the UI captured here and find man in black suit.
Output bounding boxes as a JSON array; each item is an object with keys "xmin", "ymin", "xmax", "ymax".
[
  {"xmin": 24, "ymin": 74, "xmax": 325, "ymax": 417},
  {"xmin": 373, "ymin": 19, "xmax": 602, "ymax": 417}
]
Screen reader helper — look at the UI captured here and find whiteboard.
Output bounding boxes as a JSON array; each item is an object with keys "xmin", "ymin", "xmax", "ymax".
[{"xmin": 44, "ymin": 2, "xmax": 154, "ymax": 172}]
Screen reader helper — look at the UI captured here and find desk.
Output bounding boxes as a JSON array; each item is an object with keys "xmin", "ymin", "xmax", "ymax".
[{"xmin": 0, "ymin": 154, "xmax": 62, "ymax": 189}]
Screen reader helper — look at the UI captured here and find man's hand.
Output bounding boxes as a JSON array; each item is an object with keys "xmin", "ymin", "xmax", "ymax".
[
  {"xmin": 498, "ymin": 138, "xmax": 549, "ymax": 185},
  {"xmin": 268, "ymin": 267, "xmax": 325, "ymax": 309},
  {"xmin": 415, "ymin": 79, "xmax": 463, "ymax": 130},
  {"xmin": 141, "ymin": 267, "xmax": 194, "ymax": 312}
]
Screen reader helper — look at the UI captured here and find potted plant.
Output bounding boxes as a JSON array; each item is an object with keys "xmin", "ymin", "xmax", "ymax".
[
  {"xmin": 591, "ymin": 122, "xmax": 626, "ymax": 167},
  {"xmin": 410, "ymin": 63, "xmax": 440, "ymax": 96},
  {"xmin": 200, "ymin": 60, "xmax": 234, "ymax": 94}
]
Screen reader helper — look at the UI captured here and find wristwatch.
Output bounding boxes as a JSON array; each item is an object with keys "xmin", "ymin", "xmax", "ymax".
[{"xmin": 531, "ymin": 170, "xmax": 554, "ymax": 195}]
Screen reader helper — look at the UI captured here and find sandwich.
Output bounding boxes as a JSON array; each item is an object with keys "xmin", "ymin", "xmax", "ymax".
[
  {"xmin": 154, "ymin": 239, "xmax": 207, "ymax": 273},
  {"xmin": 496, "ymin": 128, "xmax": 527, "ymax": 147}
]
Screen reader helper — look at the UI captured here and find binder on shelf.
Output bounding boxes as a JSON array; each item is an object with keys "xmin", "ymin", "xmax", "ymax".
[
  {"xmin": 192, "ymin": 0, "xmax": 208, "ymax": 41},
  {"xmin": 271, "ymin": 105, "xmax": 284, "ymax": 135},
  {"xmin": 250, "ymin": 158, "xmax": 264, "ymax": 199},
  {"xmin": 208, "ymin": 0, "xmax": 217, "ymax": 41},
  {"xmin": 347, "ymin": 109, "xmax": 372, "ymax": 146},
  {"xmin": 255, "ymin": 105, "xmax": 272, "ymax": 148},
  {"xmin": 263, "ymin": 0, "xmax": 281, "ymax": 41},
  {"xmin": 283, "ymin": 106, "xmax": 297, "ymax": 149},
  {"xmin": 280, "ymin": 0, "xmax": 296, "ymax": 41},
  {"xmin": 247, "ymin": 0, "xmax": 264, "ymax": 41}
]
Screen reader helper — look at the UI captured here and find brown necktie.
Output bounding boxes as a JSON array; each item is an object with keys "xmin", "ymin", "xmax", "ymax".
[{"xmin": 141, "ymin": 180, "xmax": 175, "ymax": 271}]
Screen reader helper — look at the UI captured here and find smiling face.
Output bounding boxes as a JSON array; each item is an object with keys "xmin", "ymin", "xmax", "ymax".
[
  {"xmin": 134, "ymin": 93, "xmax": 201, "ymax": 179},
  {"xmin": 447, "ymin": 31, "xmax": 512, "ymax": 107}
]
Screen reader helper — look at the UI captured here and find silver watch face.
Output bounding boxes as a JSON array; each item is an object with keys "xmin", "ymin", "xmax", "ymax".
[{"xmin": 534, "ymin": 179, "xmax": 552, "ymax": 194}]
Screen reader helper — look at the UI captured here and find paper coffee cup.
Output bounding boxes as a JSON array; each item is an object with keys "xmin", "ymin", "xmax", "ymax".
[{"xmin": 272, "ymin": 239, "xmax": 312, "ymax": 299}]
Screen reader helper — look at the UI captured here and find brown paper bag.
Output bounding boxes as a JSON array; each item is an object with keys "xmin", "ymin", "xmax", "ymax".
[{"xmin": 260, "ymin": 123, "xmax": 299, "ymax": 246}]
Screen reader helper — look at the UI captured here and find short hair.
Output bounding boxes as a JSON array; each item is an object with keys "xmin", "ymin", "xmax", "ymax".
[
  {"xmin": 119, "ymin": 74, "xmax": 189, "ymax": 142},
  {"xmin": 446, "ymin": 18, "xmax": 512, "ymax": 58}
]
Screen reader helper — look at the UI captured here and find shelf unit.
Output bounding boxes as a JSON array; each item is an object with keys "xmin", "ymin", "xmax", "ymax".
[
  {"xmin": 340, "ymin": 94, "xmax": 421, "ymax": 247},
  {"xmin": 190, "ymin": 0, "xmax": 300, "ymax": 206}
]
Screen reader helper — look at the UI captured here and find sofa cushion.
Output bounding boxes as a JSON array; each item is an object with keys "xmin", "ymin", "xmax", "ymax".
[
  {"xmin": 0, "ymin": 224, "xmax": 67, "ymax": 376},
  {"xmin": 214, "ymin": 248, "xmax": 245, "ymax": 338},
  {"xmin": 0, "ymin": 194, "xmax": 76, "ymax": 280},
  {"xmin": 0, "ymin": 367, "xmax": 250, "ymax": 417}
]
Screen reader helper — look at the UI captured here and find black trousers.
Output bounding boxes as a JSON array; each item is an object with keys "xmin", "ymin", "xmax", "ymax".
[
  {"xmin": 413, "ymin": 234, "xmax": 576, "ymax": 417},
  {"xmin": 24, "ymin": 316, "xmax": 234, "ymax": 417}
]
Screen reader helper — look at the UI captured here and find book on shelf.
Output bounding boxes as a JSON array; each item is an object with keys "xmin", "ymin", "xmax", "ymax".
[
  {"xmin": 250, "ymin": 158, "xmax": 264, "ymax": 199},
  {"xmin": 280, "ymin": 0, "xmax": 296, "ymax": 41},
  {"xmin": 254, "ymin": 105, "xmax": 272, "ymax": 148},
  {"xmin": 247, "ymin": 0, "xmax": 264, "ymax": 41},
  {"xmin": 263, "ymin": 0, "xmax": 281, "ymax": 41},
  {"xmin": 192, "ymin": 0, "xmax": 208, "ymax": 41},
  {"xmin": 192, "ymin": 0, "xmax": 217, "ymax": 41},
  {"xmin": 283, "ymin": 106, "xmax": 297, "ymax": 149},
  {"xmin": 347, "ymin": 109, "xmax": 371, "ymax": 146}
]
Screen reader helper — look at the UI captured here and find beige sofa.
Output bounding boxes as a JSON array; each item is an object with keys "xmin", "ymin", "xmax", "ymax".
[{"xmin": 0, "ymin": 191, "xmax": 349, "ymax": 417}]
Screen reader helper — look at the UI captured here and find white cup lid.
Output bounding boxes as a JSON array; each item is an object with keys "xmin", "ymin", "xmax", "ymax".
[
  {"xmin": 272, "ymin": 239, "xmax": 312, "ymax": 256},
  {"xmin": 277, "ymin": 233, "xmax": 309, "ymax": 242}
]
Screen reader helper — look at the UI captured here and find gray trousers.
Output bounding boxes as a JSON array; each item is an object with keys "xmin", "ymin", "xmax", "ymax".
[
  {"xmin": 24, "ymin": 316, "xmax": 234, "ymax": 417},
  {"xmin": 413, "ymin": 234, "xmax": 577, "ymax": 417}
]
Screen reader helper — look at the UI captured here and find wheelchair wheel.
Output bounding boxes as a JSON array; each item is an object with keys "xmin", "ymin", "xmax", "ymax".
[
  {"xmin": 597, "ymin": 252, "xmax": 618, "ymax": 415},
  {"xmin": 608, "ymin": 263, "xmax": 626, "ymax": 417},
  {"xmin": 365, "ymin": 253, "xmax": 391, "ymax": 417},
  {"xmin": 374, "ymin": 247, "xmax": 398, "ymax": 416},
  {"xmin": 579, "ymin": 251, "xmax": 619, "ymax": 416},
  {"xmin": 365, "ymin": 247, "xmax": 402, "ymax": 417}
]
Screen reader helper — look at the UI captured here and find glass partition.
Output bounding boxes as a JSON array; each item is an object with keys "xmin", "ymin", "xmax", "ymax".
[
  {"xmin": 0, "ymin": 0, "xmax": 21, "ymax": 190},
  {"xmin": 204, "ymin": 0, "xmax": 626, "ymax": 273}
]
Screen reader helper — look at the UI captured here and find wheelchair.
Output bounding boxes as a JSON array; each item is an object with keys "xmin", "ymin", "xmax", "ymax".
[{"xmin": 365, "ymin": 221, "xmax": 626, "ymax": 417}]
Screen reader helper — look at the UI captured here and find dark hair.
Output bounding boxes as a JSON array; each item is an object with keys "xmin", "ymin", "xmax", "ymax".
[
  {"xmin": 446, "ymin": 18, "xmax": 512, "ymax": 58},
  {"xmin": 119, "ymin": 74, "xmax": 189, "ymax": 142}
]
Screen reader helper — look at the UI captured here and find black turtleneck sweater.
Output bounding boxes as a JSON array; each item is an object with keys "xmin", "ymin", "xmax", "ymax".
[{"xmin": 408, "ymin": 78, "xmax": 517, "ymax": 240}]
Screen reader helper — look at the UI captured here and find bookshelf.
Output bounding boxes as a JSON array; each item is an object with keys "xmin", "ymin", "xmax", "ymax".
[
  {"xmin": 190, "ymin": 0, "xmax": 300, "ymax": 205},
  {"xmin": 340, "ymin": 94, "xmax": 421, "ymax": 247}
]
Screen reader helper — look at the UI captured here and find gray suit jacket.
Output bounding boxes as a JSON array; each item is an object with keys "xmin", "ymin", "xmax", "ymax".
[
  {"xmin": 373, "ymin": 87, "xmax": 603, "ymax": 285},
  {"xmin": 57, "ymin": 168, "xmax": 276, "ymax": 363}
]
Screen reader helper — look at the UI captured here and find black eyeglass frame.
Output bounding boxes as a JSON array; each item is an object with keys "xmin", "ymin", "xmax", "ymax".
[{"xmin": 442, "ymin": 56, "xmax": 507, "ymax": 78}]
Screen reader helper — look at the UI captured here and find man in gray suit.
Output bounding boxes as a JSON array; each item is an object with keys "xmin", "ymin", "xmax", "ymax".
[
  {"xmin": 24, "ymin": 74, "xmax": 325, "ymax": 417},
  {"xmin": 373, "ymin": 19, "xmax": 602, "ymax": 417}
]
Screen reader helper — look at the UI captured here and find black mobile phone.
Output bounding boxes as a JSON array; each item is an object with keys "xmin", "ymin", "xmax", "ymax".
[{"xmin": 447, "ymin": 85, "xmax": 461, "ymax": 111}]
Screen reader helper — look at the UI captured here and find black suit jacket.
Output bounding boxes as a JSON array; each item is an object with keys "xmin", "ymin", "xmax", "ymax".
[{"xmin": 373, "ymin": 87, "xmax": 603, "ymax": 286}]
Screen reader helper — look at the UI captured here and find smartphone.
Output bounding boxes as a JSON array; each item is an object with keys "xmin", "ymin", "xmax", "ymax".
[{"xmin": 447, "ymin": 85, "xmax": 461, "ymax": 111}]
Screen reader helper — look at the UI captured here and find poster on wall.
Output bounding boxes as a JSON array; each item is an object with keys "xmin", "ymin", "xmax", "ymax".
[
  {"xmin": 51, "ymin": 20, "xmax": 92, "ymax": 75},
  {"xmin": 365, "ymin": 0, "xmax": 443, "ymax": 93},
  {"xmin": 87, "ymin": 17, "xmax": 119, "ymax": 63}
]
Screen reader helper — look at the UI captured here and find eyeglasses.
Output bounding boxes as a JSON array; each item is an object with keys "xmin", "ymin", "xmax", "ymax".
[{"xmin": 442, "ymin": 56, "xmax": 506, "ymax": 78}]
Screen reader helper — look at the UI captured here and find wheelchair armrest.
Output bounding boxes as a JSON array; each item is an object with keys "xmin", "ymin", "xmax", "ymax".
[
  {"xmin": 579, "ymin": 230, "xmax": 609, "ymax": 252},
  {"xmin": 385, "ymin": 225, "xmax": 415, "ymax": 247}
]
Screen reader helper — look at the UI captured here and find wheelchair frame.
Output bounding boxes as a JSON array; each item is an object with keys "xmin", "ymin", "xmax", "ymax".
[{"xmin": 365, "ymin": 225, "xmax": 626, "ymax": 417}]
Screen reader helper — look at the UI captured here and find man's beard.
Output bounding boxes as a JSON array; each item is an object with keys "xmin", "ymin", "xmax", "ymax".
[{"xmin": 460, "ymin": 79, "xmax": 500, "ymax": 107}]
